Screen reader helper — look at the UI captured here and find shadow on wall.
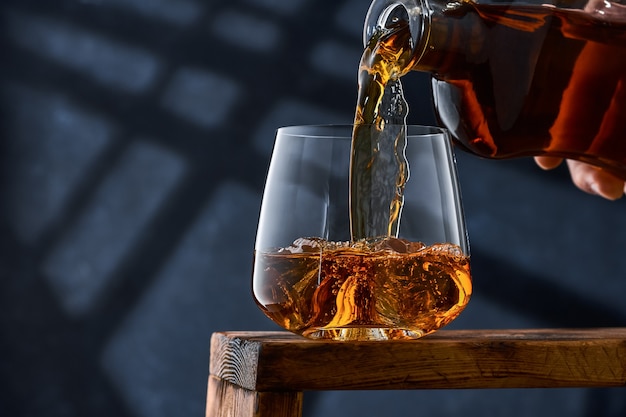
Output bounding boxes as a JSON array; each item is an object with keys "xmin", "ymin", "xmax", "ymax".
[
  {"xmin": 1, "ymin": 1, "xmax": 626, "ymax": 417},
  {"xmin": 0, "ymin": 1, "xmax": 362, "ymax": 416}
]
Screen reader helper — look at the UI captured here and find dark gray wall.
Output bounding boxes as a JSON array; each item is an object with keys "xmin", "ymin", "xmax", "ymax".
[{"xmin": 1, "ymin": 1, "xmax": 625, "ymax": 416}]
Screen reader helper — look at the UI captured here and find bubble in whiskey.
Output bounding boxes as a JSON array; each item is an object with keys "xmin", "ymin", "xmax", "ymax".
[{"xmin": 252, "ymin": 237, "xmax": 472, "ymax": 341}]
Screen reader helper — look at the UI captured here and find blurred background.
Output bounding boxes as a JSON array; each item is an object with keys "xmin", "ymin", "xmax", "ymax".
[{"xmin": 2, "ymin": 0, "xmax": 626, "ymax": 416}]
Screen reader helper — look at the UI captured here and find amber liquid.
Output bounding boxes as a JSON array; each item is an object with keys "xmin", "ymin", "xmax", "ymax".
[
  {"xmin": 429, "ymin": 3, "xmax": 626, "ymax": 177},
  {"xmin": 253, "ymin": 238, "xmax": 471, "ymax": 340},
  {"xmin": 350, "ymin": 15, "xmax": 417, "ymax": 240}
]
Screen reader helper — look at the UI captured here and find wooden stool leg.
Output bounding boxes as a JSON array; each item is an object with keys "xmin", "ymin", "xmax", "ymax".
[{"xmin": 206, "ymin": 375, "xmax": 303, "ymax": 417}]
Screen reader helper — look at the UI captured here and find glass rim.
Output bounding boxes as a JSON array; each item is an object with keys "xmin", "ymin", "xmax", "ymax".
[{"xmin": 276, "ymin": 124, "xmax": 448, "ymax": 139}]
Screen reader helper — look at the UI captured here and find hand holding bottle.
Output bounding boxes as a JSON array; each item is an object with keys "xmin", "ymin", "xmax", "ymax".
[
  {"xmin": 363, "ymin": 0, "xmax": 626, "ymax": 195},
  {"xmin": 535, "ymin": 157, "xmax": 626, "ymax": 200},
  {"xmin": 533, "ymin": 0, "xmax": 626, "ymax": 201}
]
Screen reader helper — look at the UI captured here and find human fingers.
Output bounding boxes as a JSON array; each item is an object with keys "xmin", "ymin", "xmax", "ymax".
[
  {"xmin": 534, "ymin": 156, "xmax": 564, "ymax": 170},
  {"xmin": 566, "ymin": 159, "xmax": 625, "ymax": 200}
]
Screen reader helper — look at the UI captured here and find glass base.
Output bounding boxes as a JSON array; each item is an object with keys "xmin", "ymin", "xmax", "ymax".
[{"xmin": 301, "ymin": 326, "xmax": 431, "ymax": 341}]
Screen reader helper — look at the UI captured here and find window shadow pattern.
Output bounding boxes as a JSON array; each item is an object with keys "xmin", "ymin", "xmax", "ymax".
[{"xmin": 1, "ymin": 1, "xmax": 625, "ymax": 417}]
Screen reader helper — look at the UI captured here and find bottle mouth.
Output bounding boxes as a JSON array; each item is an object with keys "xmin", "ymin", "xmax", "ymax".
[{"xmin": 363, "ymin": 0, "xmax": 425, "ymax": 48}]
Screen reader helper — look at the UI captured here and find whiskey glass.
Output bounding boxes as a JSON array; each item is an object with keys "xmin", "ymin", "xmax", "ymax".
[{"xmin": 252, "ymin": 125, "xmax": 471, "ymax": 341}]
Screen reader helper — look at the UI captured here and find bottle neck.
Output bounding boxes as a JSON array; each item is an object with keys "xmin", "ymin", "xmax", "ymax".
[
  {"xmin": 365, "ymin": 0, "xmax": 484, "ymax": 78},
  {"xmin": 364, "ymin": 0, "xmax": 426, "ymax": 52}
]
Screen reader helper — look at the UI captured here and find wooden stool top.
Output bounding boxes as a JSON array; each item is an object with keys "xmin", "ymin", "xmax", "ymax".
[{"xmin": 210, "ymin": 328, "xmax": 626, "ymax": 391}]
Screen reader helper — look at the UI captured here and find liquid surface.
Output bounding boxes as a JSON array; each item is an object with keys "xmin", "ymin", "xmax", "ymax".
[{"xmin": 253, "ymin": 237, "xmax": 471, "ymax": 341}]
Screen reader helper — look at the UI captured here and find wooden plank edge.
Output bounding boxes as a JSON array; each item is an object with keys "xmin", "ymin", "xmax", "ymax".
[{"xmin": 210, "ymin": 329, "xmax": 626, "ymax": 391}]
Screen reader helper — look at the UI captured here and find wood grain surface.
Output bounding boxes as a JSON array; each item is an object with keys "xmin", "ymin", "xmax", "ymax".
[
  {"xmin": 209, "ymin": 329, "xmax": 626, "ymax": 391},
  {"xmin": 206, "ymin": 375, "xmax": 302, "ymax": 417}
]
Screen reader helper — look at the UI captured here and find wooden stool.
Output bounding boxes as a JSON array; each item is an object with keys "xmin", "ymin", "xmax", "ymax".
[{"xmin": 205, "ymin": 329, "xmax": 626, "ymax": 417}]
